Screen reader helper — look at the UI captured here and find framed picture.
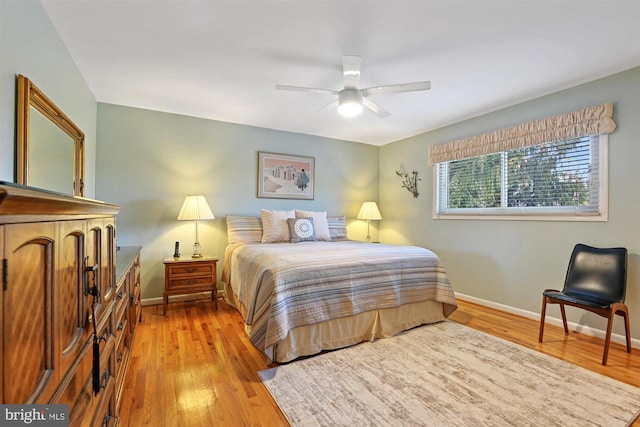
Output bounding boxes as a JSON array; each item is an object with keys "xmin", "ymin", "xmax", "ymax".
[{"xmin": 258, "ymin": 151, "xmax": 315, "ymax": 200}]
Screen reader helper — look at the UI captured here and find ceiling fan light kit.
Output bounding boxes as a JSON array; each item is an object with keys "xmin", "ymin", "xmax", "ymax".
[
  {"xmin": 276, "ymin": 55, "xmax": 431, "ymax": 118},
  {"xmin": 337, "ymin": 89, "xmax": 363, "ymax": 117}
]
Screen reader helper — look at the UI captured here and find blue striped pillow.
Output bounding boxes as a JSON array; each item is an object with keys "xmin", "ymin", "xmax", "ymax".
[{"xmin": 327, "ymin": 215, "xmax": 348, "ymax": 240}]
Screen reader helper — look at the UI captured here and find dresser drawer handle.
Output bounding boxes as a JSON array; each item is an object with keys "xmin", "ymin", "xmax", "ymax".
[
  {"xmin": 117, "ymin": 290, "xmax": 124, "ymax": 300},
  {"xmin": 101, "ymin": 326, "xmax": 111, "ymax": 340},
  {"xmin": 103, "ymin": 415, "xmax": 119, "ymax": 427},
  {"xmin": 186, "ymin": 268, "xmax": 196, "ymax": 273},
  {"xmin": 117, "ymin": 351, "xmax": 124, "ymax": 363},
  {"xmin": 117, "ymin": 321, "xmax": 124, "ymax": 332},
  {"xmin": 100, "ymin": 369, "xmax": 110, "ymax": 389}
]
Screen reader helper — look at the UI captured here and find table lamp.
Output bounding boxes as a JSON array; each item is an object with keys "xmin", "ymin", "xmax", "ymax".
[
  {"xmin": 357, "ymin": 201, "xmax": 382, "ymax": 242},
  {"xmin": 177, "ymin": 195, "xmax": 215, "ymax": 258}
]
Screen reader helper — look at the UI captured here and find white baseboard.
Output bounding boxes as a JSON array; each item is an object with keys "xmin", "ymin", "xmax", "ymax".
[
  {"xmin": 455, "ymin": 292, "xmax": 640, "ymax": 350},
  {"xmin": 143, "ymin": 290, "xmax": 637, "ymax": 350},
  {"xmin": 142, "ymin": 291, "xmax": 214, "ymax": 307}
]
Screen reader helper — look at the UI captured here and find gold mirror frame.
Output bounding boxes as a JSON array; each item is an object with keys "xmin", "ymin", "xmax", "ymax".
[{"xmin": 16, "ymin": 74, "xmax": 85, "ymax": 196}]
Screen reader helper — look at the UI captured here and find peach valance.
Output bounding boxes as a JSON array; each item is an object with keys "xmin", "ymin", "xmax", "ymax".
[{"xmin": 429, "ymin": 103, "xmax": 616, "ymax": 165}]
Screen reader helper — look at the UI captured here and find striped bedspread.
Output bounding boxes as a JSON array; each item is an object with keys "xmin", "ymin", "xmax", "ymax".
[{"xmin": 224, "ymin": 241, "xmax": 457, "ymax": 355}]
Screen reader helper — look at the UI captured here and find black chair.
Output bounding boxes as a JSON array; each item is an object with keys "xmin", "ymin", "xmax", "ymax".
[{"xmin": 538, "ymin": 243, "xmax": 631, "ymax": 365}]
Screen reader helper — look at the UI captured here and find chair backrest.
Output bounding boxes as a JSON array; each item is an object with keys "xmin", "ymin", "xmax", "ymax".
[{"xmin": 563, "ymin": 244, "xmax": 627, "ymax": 305}]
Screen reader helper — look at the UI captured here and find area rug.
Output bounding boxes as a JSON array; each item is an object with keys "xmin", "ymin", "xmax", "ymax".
[{"xmin": 258, "ymin": 321, "xmax": 640, "ymax": 426}]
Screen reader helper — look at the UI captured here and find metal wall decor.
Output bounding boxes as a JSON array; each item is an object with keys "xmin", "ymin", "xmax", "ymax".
[{"xmin": 395, "ymin": 167, "xmax": 420, "ymax": 198}]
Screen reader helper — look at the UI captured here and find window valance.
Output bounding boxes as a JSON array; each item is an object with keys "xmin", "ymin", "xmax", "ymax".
[{"xmin": 428, "ymin": 102, "xmax": 616, "ymax": 165}]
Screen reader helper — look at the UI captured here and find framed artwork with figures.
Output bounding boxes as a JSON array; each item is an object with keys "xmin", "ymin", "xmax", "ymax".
[{"xmin": 258, "ymin": 151, "xmax": 315, "ymax": 200}]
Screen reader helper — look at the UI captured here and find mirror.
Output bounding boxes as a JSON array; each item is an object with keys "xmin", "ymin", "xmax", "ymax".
[{"xmin": 16, "ymin": 74, "xmax": 85, "ymax": 196}]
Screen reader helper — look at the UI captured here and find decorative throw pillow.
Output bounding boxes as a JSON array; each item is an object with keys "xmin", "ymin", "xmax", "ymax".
[
  {"xmin": 226, "ymin": 215, "xmax": 263, "ymax": 244},
  {"xmin": 260, "ymin": 209, "xmax": 295, "ymax": 243},
  {"xmin": 327, "ymin": 215, "xmax": 349, "ymax": 240},
  {"xmin": 295, "ymin": 210, "xmax": 331, "ymax": 241},
  {"xmin": 287, "ymin": 218, "xmax": 316, "ymax": 243}
]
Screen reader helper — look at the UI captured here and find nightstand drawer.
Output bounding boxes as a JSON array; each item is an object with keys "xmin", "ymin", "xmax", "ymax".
[
  {"xmin": 167, "ymin": 275, "xmax": 214, "ymax": 288},
  {"xmin": 167, "ymin": 263, "xmax": 214, "ymax": 276}
]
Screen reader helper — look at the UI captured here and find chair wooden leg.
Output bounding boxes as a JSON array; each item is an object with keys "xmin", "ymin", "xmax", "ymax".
[
  {"xmin": 602, "ymin": 309, "xmax": 616, "ymax": 365},
  {"xmin": 538, "ymin": 295, "xmax": 548, "ymax": 342},
  {"xmin": 559, "ymin": 304, "xmax": 569, "ymax": 334},
  {"xmin": 623, "ymin": 311, "xmax": 632, "ymax": 353},
  {"xmin": 614, "ymin": 303, "xmax": 632, "ymax": 353}
]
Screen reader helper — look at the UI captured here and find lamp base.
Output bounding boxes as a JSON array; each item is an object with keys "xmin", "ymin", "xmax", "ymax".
[{"xmin": 192, "ymin": 242, "xmax": 203, "ymax": 258}]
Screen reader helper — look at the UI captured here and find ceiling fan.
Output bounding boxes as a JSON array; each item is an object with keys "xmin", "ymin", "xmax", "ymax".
[{"xmin": 275, "ymin": 55, "xmax": 431, "ymax": 118}]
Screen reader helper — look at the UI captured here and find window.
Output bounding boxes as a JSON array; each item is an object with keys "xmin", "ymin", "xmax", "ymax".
[{"xmin": 435, "ymin": 135, "xmax": 607, "ymax": 220}]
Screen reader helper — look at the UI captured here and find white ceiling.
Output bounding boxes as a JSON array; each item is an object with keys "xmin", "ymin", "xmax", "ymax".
[{"xmin": 40, "ymin": 0, "xmax": 640, "ymax": 146}]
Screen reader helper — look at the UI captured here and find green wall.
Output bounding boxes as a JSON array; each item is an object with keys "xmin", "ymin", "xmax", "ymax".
[
  {"xmin": 95, "ymin": 104, "xmax": 379, "ymax": 300},
  {"xmin": 0, "ymin": 0, "xmax": 97, "ymax": 196},
  {"xmin": 380, "ymin": 67, "xmax": 640, "ymax": 339}
]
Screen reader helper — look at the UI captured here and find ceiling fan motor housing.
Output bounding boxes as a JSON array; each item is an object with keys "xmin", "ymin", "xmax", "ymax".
[{"xmin": 338, "ymin": 89, "xmax": 364, "ymax": 117}]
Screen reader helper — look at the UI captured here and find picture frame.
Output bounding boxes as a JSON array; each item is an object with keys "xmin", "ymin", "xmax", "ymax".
[{"xmin": 258, "ymin": 151, "xmax": 315, "ymax": 200}]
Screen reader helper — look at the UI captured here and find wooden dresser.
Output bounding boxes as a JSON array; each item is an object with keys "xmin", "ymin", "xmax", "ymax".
[{"xmin": 0, "ymin": 182, "xmax": 141, "ymax": 426}]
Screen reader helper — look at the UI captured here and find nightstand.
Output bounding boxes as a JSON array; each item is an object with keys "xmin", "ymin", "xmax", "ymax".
[{"xmin": 163, "ymin": 256, "xmax": 218, "ymax": 315}]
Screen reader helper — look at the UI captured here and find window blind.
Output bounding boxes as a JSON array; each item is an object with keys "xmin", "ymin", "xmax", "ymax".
[{"xmin": 436, "ymin": 136, "xmax": 602, "ymax": 215}]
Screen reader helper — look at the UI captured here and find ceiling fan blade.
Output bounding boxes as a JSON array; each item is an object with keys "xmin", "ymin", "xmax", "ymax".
[
  {"xmin": 275, "ymin": 84, "xmax": 339, "ymax": 96},
  {"xmin": 342, "ymin": 55, "xmax": 361, "ymax": 89},
  {"xmin": 362, "ymin": 81, "xmax": 431, "ymax": 97},
  {"xmin": 316, "ymin": 99, "xmax": 339, "ymax": 113},
  {"xmin": 363, "ymin": 98, "xmax": 391, "ymax": 118}
]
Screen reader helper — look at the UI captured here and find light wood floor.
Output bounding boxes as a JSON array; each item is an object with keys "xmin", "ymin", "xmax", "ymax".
[{"xmin": 119, "ymin": 297, "xmax": 640, "ymax": 426}]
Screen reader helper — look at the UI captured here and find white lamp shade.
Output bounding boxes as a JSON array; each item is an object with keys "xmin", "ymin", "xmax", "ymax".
[
  {"xmin": 357, "ymin": 201, "xmax": 382, "ymax": 220},
  {"xmin": 177, "ymin": 195, "xmax": 215, "ymax": 221}
]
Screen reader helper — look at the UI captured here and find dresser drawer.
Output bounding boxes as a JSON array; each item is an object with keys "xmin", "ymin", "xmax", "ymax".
[
  {"xmin": 129, "ymin": 288, "xmax": 141, "ymax": 335},
  {"xmin": 114, "ymin": 283, "xmax": 128, "ymax": 308},
  {"xmin": 54, "ymin": 309, "xmax": 113, "ymax": 406},
  {"xmin": 114, "ymin": 327, "xmax": 130, "ymax": 397},
  {"xmin": 114, "ymin": 292, "xmax": 128, "ymax": 333},
  {"xmin": 68, "ymin": 336, "xmax": 115, "ymax": 427},
  {"xmin": 93, "ymin": 385, "xmax": 117, "ymax": 427}
]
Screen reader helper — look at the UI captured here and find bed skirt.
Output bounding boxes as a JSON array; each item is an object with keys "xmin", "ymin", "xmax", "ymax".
[{"xmin": 224, "ymin": 281, "xmax": 446, "ymax": 363}]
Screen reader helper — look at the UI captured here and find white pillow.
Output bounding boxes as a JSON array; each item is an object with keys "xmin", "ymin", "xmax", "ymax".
[
  {"xmin": 260, "ymin": 209, "xmax": 295, "ymax": 243},
  {"xmin": 295, "ymin": 210, "xmax": 331, "ymax": 241}
]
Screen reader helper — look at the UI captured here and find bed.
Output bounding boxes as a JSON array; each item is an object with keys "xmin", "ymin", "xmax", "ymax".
[{"xmin": 221, "ymin": 211, "xmax": 457, "ymax": 363}]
